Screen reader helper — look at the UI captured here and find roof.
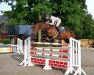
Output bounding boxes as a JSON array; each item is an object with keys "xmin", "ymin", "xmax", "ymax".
[
  {"xmin": 0, "ymin": 15, "xmax": 8, "ymax": 25},
  {"xmin": 18, "ymin": 25, "xmax": 33, "ymax": 35}
]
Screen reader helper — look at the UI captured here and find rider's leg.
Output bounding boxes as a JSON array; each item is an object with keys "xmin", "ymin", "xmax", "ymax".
[
  {"xmin": 56, "ymin": 26, "xmax": 60, "ymax": 31},
  {"xmin": 54, "ymin": 25, "xmax": 60, "ymax": 32},
  {"xmin": 56, "ymin": 19, "xmax": 61, "ymax": 27},
  {"xmin": 56, "ymin": 19, "xmax": 61, "ymax": 32}
]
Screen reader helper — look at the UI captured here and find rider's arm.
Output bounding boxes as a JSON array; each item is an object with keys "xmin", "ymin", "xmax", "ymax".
[
  {"xmin": 48, "ymin": 22, "xmax": 54, "ymax": 25},
  {"xmin": 46, "ymin": 19, "xmax": 54, "ymax": 25},
  {"xmin": 48, "ymin": 18, "xmax": 55, "ymax": 25}
]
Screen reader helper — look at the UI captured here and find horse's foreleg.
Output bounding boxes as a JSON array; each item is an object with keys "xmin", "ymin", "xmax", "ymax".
[{"xmin": 44, "ymin": 36, "xmax": 54, "ymax": 42}]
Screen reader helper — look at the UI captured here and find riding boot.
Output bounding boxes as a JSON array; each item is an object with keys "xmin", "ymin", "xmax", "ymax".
[{"xmin": 57, "ymin": 27, "xmax": 60, "ymax": 32}]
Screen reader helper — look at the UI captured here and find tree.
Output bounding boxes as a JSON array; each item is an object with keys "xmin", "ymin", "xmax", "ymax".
[
  {"xmin": 81, "ymin": 14, "xmax": 94, "ymax": 39},
  {"xmin": 49, "ymin": 0, "xmax": 87, "ymax": 35},
  {"xmin": 1, "ymin": 0, "xmax": 52, "ymax": 25}
]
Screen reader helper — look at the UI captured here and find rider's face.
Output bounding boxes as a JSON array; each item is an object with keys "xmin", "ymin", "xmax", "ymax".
[{"xmin": 46, "ymin": 16, "xmax": 50, "ymax": 19}]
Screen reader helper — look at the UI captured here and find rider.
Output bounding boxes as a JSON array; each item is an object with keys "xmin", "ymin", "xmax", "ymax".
[{"xmin": 45, "ymin": 14, "xmax": 61, "ymax": 32}]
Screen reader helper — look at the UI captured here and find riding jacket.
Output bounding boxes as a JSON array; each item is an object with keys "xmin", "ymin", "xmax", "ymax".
[{"xmin": 46, "ymin": 15, "xmax": 61, "ymax": 27}]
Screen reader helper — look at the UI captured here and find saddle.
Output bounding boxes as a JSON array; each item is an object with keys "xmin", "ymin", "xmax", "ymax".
[
  {"xmin": 55, "ymin": 26, "xmax": 65, "ymax": 33},
  {"xmin": 52, "ymin": 26, "xmax": 65, "ymax": 38}
]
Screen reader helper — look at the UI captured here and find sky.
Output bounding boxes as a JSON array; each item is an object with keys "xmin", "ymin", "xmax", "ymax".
[
  {"xmin": 0, "ymin": 2, "xmax": 11, "ymax": 14},
  {"xmin": 86, "ymin": 0, "xmax": 94, "ymax": 18},
  {"xmin": 0, "ymin": 0, "xmax": 94, "ymax": 18}
]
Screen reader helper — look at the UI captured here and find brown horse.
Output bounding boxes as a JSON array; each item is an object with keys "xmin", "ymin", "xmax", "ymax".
[{"xmin": 31, "ymin": 22, "xmax": 76, "ymax": 43}]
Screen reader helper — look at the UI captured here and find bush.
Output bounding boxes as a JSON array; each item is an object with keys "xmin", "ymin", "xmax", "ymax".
[{"xmin": 0, "ymin": 39, "xmax": 11, "ymax": 44}]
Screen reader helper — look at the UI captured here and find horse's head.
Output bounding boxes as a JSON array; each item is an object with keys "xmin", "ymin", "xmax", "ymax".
[
  {"xmin": 31, "ymin": 22, "xmax": 44, "ymax": 39},
  {"xmin": 31, "ymin": 22, "xmax": 51, "ymax": 40},
  {"xmin": 32, "ymin": 22, "xmax": 41, "ymax": 35},
  {"xmin": 32, "ymin": 22, "xmax": 50, "ymax": 35},
  {"xmin": 31, "ymin": 22, "xmax": 41, "ymax": 40}
]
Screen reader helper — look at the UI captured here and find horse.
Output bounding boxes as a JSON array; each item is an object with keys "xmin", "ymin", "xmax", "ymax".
[{"xmin": 31, "ymin": 22, "xmax": 76, "ymax": 43}]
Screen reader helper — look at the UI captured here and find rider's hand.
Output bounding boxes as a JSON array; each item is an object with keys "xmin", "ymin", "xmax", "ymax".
[{"xmin": 46, "ymin": 22, "xmax": 48, "ymax": 24}]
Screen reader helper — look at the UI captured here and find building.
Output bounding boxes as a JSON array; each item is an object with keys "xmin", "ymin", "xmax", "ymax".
[{"xmin": 0, "ymin": 15, "xmax": 8, "ymax": 34}]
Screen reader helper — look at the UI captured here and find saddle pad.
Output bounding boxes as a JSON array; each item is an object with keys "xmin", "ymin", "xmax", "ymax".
[{"xmin": 59, "ymin": 27, "xmax": 64, "ymax": 32}]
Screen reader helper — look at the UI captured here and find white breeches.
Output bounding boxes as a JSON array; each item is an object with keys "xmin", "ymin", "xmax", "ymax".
[{"xmin": 56, "ymin": 19, "xmax": 61, "ymax": 27}]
